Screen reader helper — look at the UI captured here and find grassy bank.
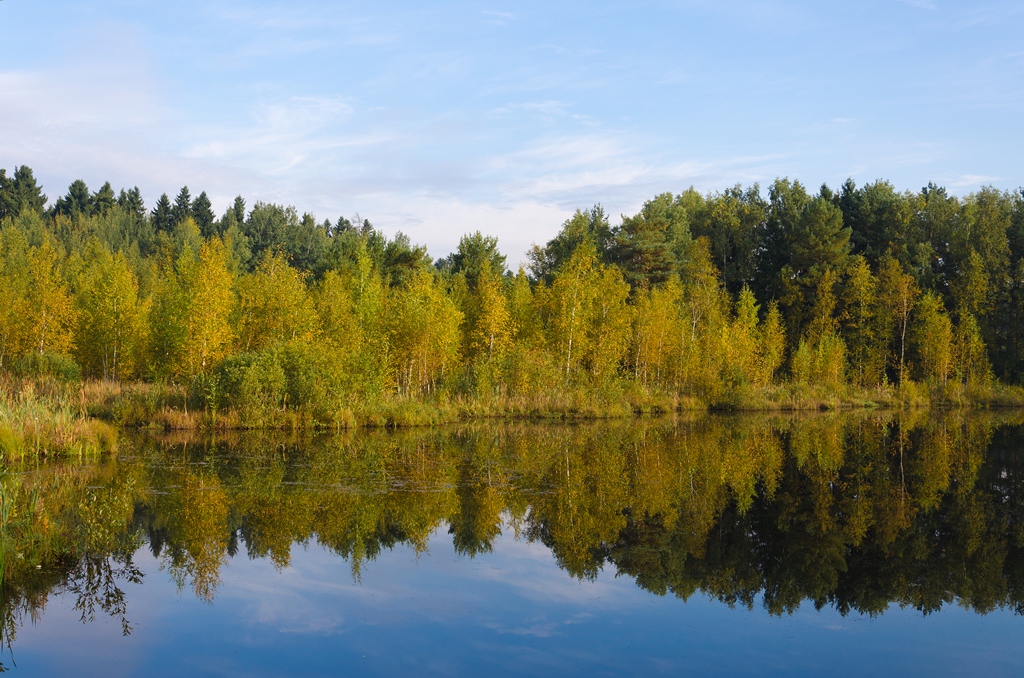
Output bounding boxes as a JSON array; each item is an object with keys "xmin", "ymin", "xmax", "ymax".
[
  {"xmin": 0, "ymin": 377, "xmax": 118, "ymax": 459},
  {"xmin": 2, "ymin": 376, "xmax": 1023, "ymax": 455}
]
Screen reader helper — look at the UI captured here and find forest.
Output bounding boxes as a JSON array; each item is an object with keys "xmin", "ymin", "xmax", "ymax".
[{"xmin": 2, "ymin": 164, "xmax": 1024, "ymax": 436}]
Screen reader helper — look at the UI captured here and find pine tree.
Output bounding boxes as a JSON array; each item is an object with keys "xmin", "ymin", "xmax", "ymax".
[
  {"xmin": 614, "ymin": 193, "xmax": 682, "ymax": 289},
  {"xmin": 152, "ymin": 194, "xmax": 173, "ymax": 233},
  {"xmin": 117, "ymin": 187, "xmax": 146, "ymax": 220},
  {"xmin": 231, "ymin": 196, "xmax": 246, "ymax": 226},
  {"xmin": 193, "ymin": 191, "xmax": 216, "ymax": 237},
  {"xmin": 92, "ymin": 182, "xmax": 116, "ymax": 216},
  {"xmin": 0, "ymin": 166, "xmax": 47, "ymax": 218},
  {"xmin": 54, "ymin": 180, "xmax": 92, "ymax": 218},
  {"xmin": 447, "ymin": 232, "xmax": 507, "ymax": 291},
  {"xmin": 171, "ymin": 186, "xmax": 193, "ymax": 226}
]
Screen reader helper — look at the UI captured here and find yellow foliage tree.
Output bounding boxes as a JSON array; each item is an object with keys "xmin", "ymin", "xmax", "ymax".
[
  {"xmin": 877, "ymin": 255, "xmax": 919, "ymax": 384},
  {"xmin": 386, "ymin": 269, "xmax": 463, "ymax": 395},
  {"xmin": 914, "ymin": 291, "xmax": 953, "ymax": 386},
  {"xmin": 0, "ymin": 227, "xmax": 31, "ymax": 367},
  {"xmin": 543, "ymin": 241, "xmax": 600, "ymax": 381},
  {"xmin": 74, "ymin": 242, "xmax": 149, "ymax": 380},
  {"xmin": 466, "ymin": 263, "xmax": 513, "ymax": 363},
  {"xmin": 235, "ymin": 252, "xmax": 317, "ymax": 353},
  {"xmin": 182, "ymin": 239, "xmax": 236, "ymax": 376},
  {"xmin": 631, "ymin": 278, "xmax": 682, "ymax": 388},
  {"xmin": 24, "ymin": 237, "xmax": 77, "ymax": 357}
]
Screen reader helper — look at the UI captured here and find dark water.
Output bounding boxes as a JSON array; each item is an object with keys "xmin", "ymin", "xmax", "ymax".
[{"xmin": 3, "ymin": 411, "xmax": 1024, "ymax": 676}]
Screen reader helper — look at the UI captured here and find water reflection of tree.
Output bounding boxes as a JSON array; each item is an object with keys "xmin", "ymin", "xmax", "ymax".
[
  {"xmin": 0, "ymin": 456, "xmax": 144, "ymax": 669},
  {"xmin": 5, "ymin": 411, "xmax": 1024, "ymax": 654}
]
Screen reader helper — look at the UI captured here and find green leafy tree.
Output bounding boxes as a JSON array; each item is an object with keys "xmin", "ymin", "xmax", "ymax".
[{"xmin": 529, "ymin": 207, "xmax": 614, "ymax": 284}]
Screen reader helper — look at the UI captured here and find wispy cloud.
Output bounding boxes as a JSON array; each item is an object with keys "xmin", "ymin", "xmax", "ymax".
[
  {"xmin": 950, "ymin": 173, "xmax": 1002, "ymax": 187},
  {"xmin": 898, "ymin": 0, "xmax": 937, "ymax": 10}
]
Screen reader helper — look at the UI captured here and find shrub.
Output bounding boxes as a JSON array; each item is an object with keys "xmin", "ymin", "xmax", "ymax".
[
  {"xmin": 12, "ymin": 352, "xmax": 82, "ymax": 383},
  {"xmin": 216, "ymin": 350, "xmax": 286, "ymax": 419}
]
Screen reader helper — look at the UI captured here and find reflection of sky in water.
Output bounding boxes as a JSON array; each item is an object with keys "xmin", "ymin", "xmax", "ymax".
[{"xmin": 9, "ymin": 521, "xmax": 1024, "ymax": 677}]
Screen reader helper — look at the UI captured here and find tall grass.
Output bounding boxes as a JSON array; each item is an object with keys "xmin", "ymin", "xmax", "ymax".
[
  {"xmin": 0, "ymin": 376, "xmax": 117, "ymax": 459},
  {"xmin": 2, "ymin": 372, "xmax": 1024, "ymax": 454}
]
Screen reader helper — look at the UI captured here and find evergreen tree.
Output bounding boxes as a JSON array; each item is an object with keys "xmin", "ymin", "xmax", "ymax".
[
  {"xmin": 13, "ymin": 166, "xmax": 47, "ymax": 214},
  {"xmin": 171, "ymin": 186, "xmax": 193, "ymax": 226},
  {"xmin": 92, "ymin": 181, "xmax": 116, "ymax": 216},
  {"xmin": 689, "ymin": 185, "xmax": 763, "ymax": 293},
  {"xmin": 54, "ymin": 180, "xmax": 92, "ymax": 218},
  {"xmin": 193, "ymin": 191, "xmax": 216, "ymax": 237},
  {"xmin": 0, "ymin": 166, "xmax": 47, "ymax": 218},
  {"xmin": 0, "ymin": 169, "xmax": 15, "ymax": 219},
  {"xmin": 614, "ymin": 193, "xmax": 686, "ymax": 289},
  {"xmin": 117, "ymin": 187, "xmax": 146, "ymax": 220},
  {"xmin": 152, "ymin": 193, "xmax": 173, "ymax": 233},
  {"xmin": 231, "ymin": 196, "xmax": 246, "ymax": 226}
]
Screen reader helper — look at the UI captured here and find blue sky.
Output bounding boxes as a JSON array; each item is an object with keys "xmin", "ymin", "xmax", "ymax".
[{"xmin": 1, "ymin": 1, "xmax": 1022, "ymax": 262}]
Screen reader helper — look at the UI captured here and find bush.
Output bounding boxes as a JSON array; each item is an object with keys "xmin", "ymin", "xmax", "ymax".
[
  {"xmin": 12, "ymin": 352, "xmax": 82, "ymax": 383},
  {"xmin": 278, "ymin": 341, "xmax": 335, "ymax": 410},
  {"xmin": 216, "ymin": 350, "xmax": 286, "ymax": 418}
]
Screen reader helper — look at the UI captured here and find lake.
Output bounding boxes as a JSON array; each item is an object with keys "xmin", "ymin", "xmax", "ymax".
[{"xmin": 2, "ymin": 411, "xmax": 1024, "ymax": 676}]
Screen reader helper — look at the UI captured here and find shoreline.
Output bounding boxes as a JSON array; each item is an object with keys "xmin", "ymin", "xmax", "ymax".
[{"xmin": 3, "ymin": 377, "xmax": 1024, "ymax": 458}]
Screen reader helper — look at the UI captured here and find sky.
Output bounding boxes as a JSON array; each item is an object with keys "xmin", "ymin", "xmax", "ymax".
[{"xmin": 1, "ymin": 0, "xmax": 1023, "ymax": 263}]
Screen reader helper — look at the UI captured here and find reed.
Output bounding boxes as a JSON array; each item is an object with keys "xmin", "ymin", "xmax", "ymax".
[{"xmin": 2, "ymin": 374, "xmax": 1023, "ymax": 456}]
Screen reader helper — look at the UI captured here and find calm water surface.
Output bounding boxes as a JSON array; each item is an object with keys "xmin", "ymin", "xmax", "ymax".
[{"xmin": 3, "ymin": 412, "xmax": 1024, "ymax": 676}]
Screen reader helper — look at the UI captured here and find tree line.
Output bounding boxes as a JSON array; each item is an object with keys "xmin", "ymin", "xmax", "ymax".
[{"xmin": 2, "ymin": 164, "xmax": 1023, "ymax": 415}]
